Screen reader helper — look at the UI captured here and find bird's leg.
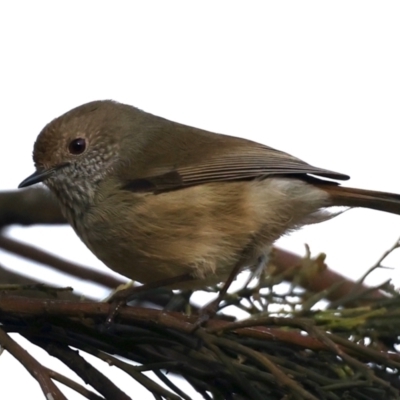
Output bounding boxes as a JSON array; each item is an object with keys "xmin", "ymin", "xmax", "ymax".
[
  {"xmin": 195, "ymin": 259, "xmax": 245, "ymax": 327},
  {"xmin": 105, "ymin": 273, "xmax": 194, "ymax": 325},
  {"xmin": 195, "ymin": 254, "xmax": 268, "ymax": 328},
  {"xmin": 241, "ymin": 253, "xmax": 269, "ymax": 289}
]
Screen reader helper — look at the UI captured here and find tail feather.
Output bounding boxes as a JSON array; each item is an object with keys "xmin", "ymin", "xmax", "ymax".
[{"xmin": 320, "ymin": 184, "xmax": 400, "ymax": 216}]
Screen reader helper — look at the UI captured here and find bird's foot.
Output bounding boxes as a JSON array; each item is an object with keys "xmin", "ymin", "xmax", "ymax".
[{"xmin": 104, "ymin": 274, "xmax": 195, "ymax": 325}]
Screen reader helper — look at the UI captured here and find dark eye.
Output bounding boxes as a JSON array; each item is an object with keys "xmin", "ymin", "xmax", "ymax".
[{"xmin": 68, "ymin": 138, "xmax": 87, "ymax": 155}]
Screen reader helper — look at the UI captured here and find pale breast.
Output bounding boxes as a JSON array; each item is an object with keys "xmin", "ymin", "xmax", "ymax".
[{"xmin": 68, "ymin": 178, "xmax": 331, "ymax": 289}]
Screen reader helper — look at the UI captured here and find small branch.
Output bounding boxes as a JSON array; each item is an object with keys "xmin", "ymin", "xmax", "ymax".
[
  {"xmin": 0, "ymin": 327, "xmax": 68, "ymax": 400},
  {"xmin": 90, "ymin": 350, "xmax": 183, "ymax": 400},
  {"xmin": 30, "ymin": 339, "xmax": 132, "ymax": 400},
  {"xmin": 0, "ymin": 188, "xmax": 65, "ymax": 227},
  {"xmin": 0, "ymin": 235, "xmax": 124, "ymax": 289},
  {"xmin": 46, "ymin": 368, "xmax": 104, "ymax": 400},
  {"xmin": 210, "ymin": 334, "xmax": 319, "ymax": 400},
  {"xmin": 358, "ymin": 236, "xmax": 400, "ymax": 284},
  {"xmin": 196, "ymin": 329, "xmax": 266, "ymax": 400},
  {"xmin": 302, "ymin": 323, "xmax": 398, "ymax": 398},
  {"xmin": 272, "ymin": 247, "xmax": 386, "ymax": 303}
]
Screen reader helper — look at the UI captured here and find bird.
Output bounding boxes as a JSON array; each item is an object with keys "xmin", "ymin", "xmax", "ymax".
[{"xmin": 18, "ymin": 100, "xmax": 400, "ymax": 292}]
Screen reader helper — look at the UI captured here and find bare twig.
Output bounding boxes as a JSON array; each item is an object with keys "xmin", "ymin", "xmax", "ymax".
[
  {"xmin": 0, "ymin": 188, "xmax": 65, "ymax": 227},
  {"xmin": 0, "ymin": 235, "xmax": 124, "ymax": 289},
  {"xmin": 46, "ymin": 368, "xmax": 104, "ymax": 400},
  {"xmin": 358, "ymin": 236, "xmax": 400, "ymax": 284},
  {"xmin": 30, "ymin": 339, "xmax": 132, "ymax": 400},
  {"xmin": 0, "ymin": 327, "xmax": 68, "ymax": 400}
]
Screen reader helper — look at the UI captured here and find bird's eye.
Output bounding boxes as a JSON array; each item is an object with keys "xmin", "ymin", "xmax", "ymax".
[{"xmin": 68, "ymin": 138, "xmax": 87, "ymax": 155}]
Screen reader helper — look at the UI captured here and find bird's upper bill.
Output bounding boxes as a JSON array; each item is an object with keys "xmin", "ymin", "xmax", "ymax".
[
  {"xmin": 18, "ymin": 168, "xmax": 55, "ymax": 188},
  {"xmin": 18, "ymin": 163, "xmax": 68, "ymax": 188}
]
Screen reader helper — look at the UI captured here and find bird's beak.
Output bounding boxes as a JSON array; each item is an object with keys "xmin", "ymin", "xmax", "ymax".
[
  {"xmin": 19, "ymin": 163, "xmax": 70, "ymax": 188},
  {"xmin": 18, "ymin": 167, "xmax": 56, "ymax": 188}
]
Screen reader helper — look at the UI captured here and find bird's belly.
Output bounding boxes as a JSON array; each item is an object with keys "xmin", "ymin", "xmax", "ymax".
[{"xmin": 75, "ymin": 179, "xmax": 329, "ymax": 288}]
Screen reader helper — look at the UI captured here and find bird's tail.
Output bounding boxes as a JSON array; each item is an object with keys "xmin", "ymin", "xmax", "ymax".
[{"xmin": 319, "ymin": 184, "xmax": 400, "ymax": 215}]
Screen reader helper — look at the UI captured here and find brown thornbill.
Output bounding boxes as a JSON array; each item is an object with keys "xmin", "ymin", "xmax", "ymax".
[{"xmin": 19, "ymin": 100, "xmax": 400, "ymax": 290}]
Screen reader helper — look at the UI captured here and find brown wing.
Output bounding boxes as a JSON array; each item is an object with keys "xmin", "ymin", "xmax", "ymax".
[{"xmin": 120, "ymin": 118, "xmax": 349, "ymax": 193}]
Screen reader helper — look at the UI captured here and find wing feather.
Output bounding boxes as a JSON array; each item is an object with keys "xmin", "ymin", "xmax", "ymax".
[{"xmin": 119, "ymin": 122, "xmax": 349, "ymax": 193}]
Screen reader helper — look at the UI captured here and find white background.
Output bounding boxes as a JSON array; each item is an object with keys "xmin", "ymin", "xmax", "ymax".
[{"xmin": 1, "ymin": 2, "xmax": 400, "ymax": 399}]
